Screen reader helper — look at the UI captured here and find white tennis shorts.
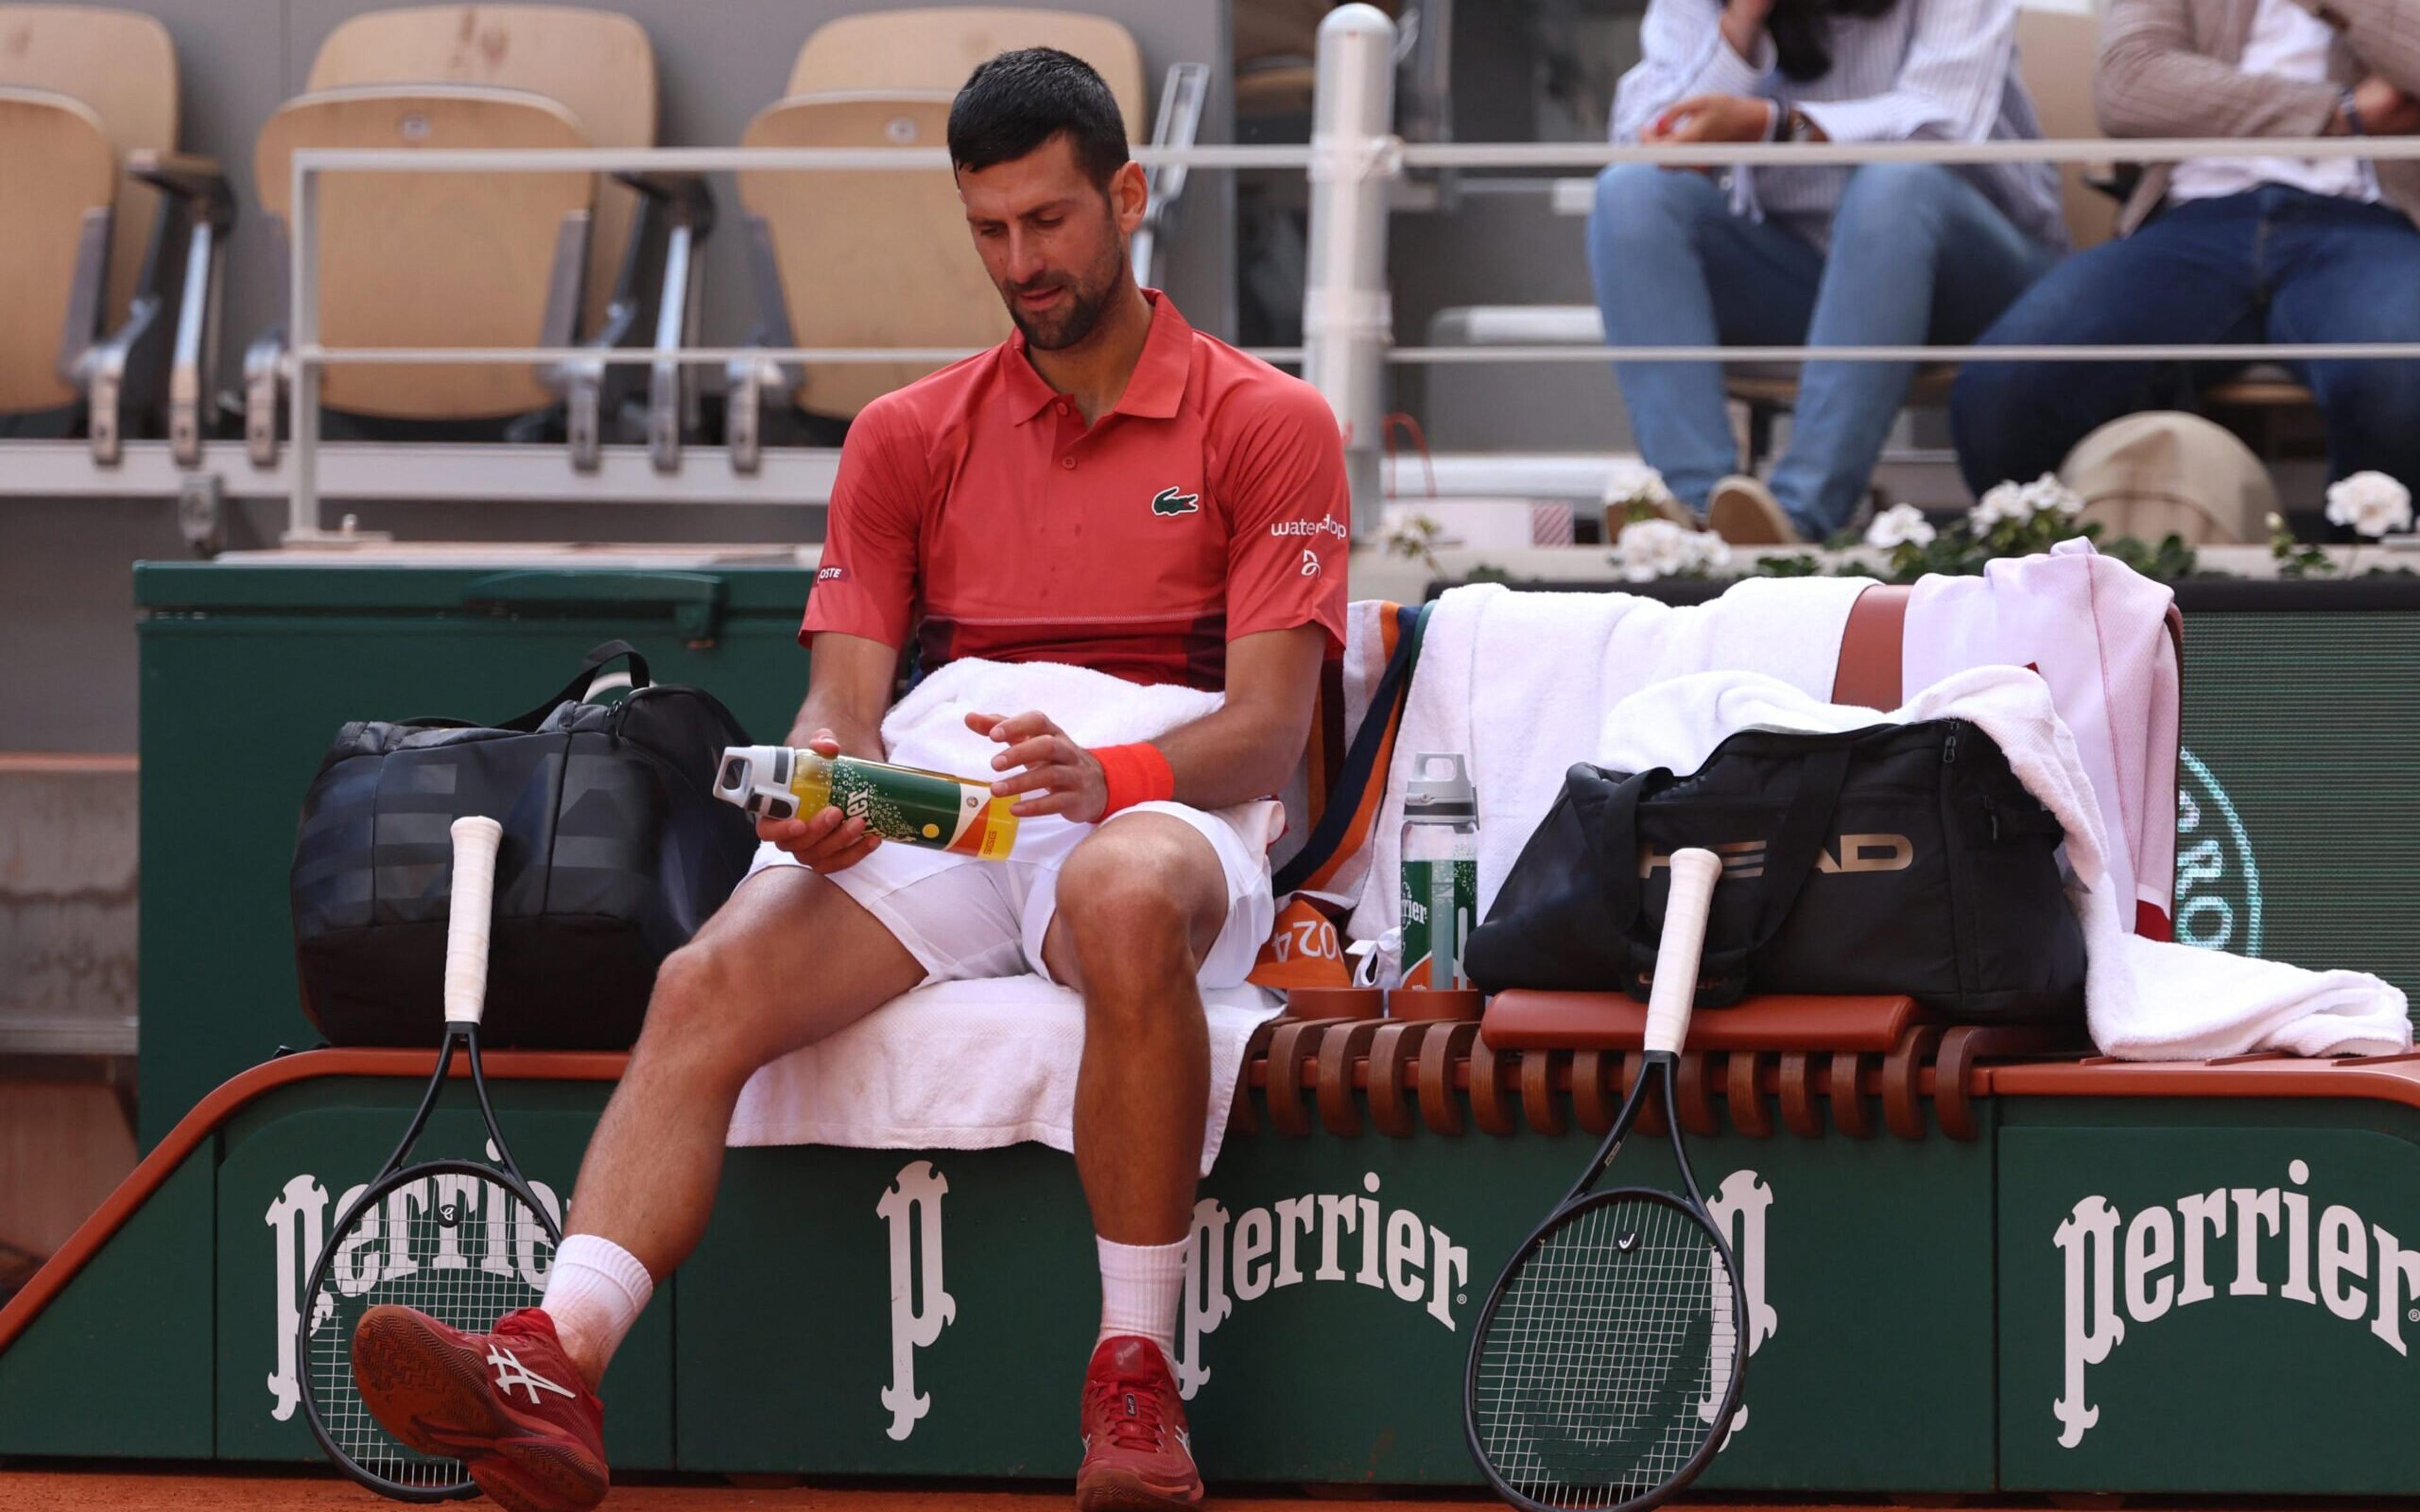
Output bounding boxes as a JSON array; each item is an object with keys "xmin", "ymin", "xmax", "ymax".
[{"xmin": 742, "ymin": 799, "xmax": 1280, "ymax": 989}]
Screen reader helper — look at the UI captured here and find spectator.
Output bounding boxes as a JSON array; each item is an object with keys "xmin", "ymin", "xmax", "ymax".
[
  {"xmin": 1952, "ymin": 0, "xmax": 2420, "ymax": 500},
  {"xmin": 1591, "ymin": 0, "xmax": 2066, "ymax": 544}
]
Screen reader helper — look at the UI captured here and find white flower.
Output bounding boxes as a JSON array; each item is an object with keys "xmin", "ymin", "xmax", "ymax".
[
  {"xmin": 1970, "ymin": 480, "xmax": 2026, "ymax": 530},
  {"xmin": 1864, "ymin": 503, "xmax": 1937, "ymax": 550},
  {"xmin": 2324, "ymin": 471, "xmax": 2413, "ymax": 538},
  {"xmin": 1601, "ymin": 459, "xmax": 1676, "ymax": 512},
  {"xmin": 1614, "ymin": 518, "xmax": 1730, "ymax": 582},
  {"xmin": 1970, "ymin": 472, "xmax": 2080, "ymax": 531}
]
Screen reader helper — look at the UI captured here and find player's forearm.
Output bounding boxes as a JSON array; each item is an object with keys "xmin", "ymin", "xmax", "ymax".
[
  {"xmin": 1150, "ymin": 702, "xmax": 1310, "ymax": 811},
  {"xmin": 783, "ymin": 694, "xmax": 887, "ymax": 762}
]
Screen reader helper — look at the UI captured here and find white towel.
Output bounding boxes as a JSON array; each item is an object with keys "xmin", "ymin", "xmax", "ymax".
[
  {"xmin": 876, "ymin": 655, "xmax": 1224, "ymax": 776},
  {"xmin": 1596, "ymin": 667, "xmax": 2412, "ymax": 1060},
  {"xmin": 1905, "ymin": 539, "xmax": 2181, "ymax": 937},
  {"xmin": 727, "ymin": 977, "xmax": 1281, "ymax": 1174},
  {"xmin": 1347, "ymin": 576, "xmax": 1871, "ymax": 946},
  {"xmin": 728, "ymin": 657, "xmax": 1284, "ymax": 1171}
]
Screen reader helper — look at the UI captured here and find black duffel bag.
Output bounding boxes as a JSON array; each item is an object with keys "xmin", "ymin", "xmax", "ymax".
[
  {"xmin": 291, "ymin": 641, "xmax": 759, "ymax": 1048},
  {"xmin": 1465, "ymin": 719, "xmax": 2086, "ymax": 1022}
]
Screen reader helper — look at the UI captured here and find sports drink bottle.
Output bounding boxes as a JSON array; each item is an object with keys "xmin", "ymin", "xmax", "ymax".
[
  {"xmin": 1399, "ymin": 752, "xmax": 1479, "ymax": 989},
  {"xmin": 714, "ymin": 744, "xmax": 1020, "ymax": 859}
]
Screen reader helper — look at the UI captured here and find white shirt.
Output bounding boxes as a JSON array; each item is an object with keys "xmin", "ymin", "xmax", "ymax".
[
  {"xmin": 1610, "ymin": 0, "xmax": 2068, "ymax": 251},
  {"xmin": 2167, "ymin": 0, "xmax": 2380, "ymax": 205}
]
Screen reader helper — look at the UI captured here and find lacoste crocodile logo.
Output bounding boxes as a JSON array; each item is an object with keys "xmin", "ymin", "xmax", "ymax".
[{"xmin": 1151, "ymin": 486, "xmax": 1200, "ymax": 518}]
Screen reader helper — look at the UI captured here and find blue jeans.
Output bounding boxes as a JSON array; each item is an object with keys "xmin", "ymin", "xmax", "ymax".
[
  {"xmin": 1953, "ymin": 185, "xmax": 2420, "ymax": 494},
  {"xmin": 1589, "ymin": 162, "xmax": 2062, "ymax": 537}
]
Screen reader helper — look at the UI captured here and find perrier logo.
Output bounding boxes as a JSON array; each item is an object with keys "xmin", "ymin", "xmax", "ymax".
[{"xmin": 1151, "ymin": 486, "xmax": 1200, "ymax": 517}]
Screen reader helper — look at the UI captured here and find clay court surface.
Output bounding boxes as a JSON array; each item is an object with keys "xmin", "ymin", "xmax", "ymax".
[
  {"xmin": 0, "ymin": 1472, "xmax": 1529, "ymax": 1509},
  {"xmin": 0, "ymin": 1475, "xmax": 2298, "ymax": 1512},
  {"xmin": 0, "ymin": 1473, "xmax": 2197, "ymax": 1512}
]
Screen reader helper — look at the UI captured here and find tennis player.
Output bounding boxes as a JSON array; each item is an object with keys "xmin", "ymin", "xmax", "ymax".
[{"xmin": 349, "ymin": 46, "xmax": 1348, "ymax": 1512}]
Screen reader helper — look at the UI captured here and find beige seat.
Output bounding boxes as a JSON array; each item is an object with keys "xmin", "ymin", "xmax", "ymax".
[
  {"xmin": 0, "ymin": 5, "xmax": 176, "ymax": 331},
  {"xmin": 304, "ymin": 4, "xmax": 655, "ymax": 337},
  {"xmin": 727, "ymin": 8, "xmax": 1208, "ymax": 466},
  {"xmin": 0, "ymin": 6, "xmax": 232, "ymax": 461},
  {"xmin": 255, "ymin": 86, "xmax": 594, "ymax": 422},
  {"xmin": 248, "ymin": 5, "xmax": 712, "ymax": 468},
  {"xmin": 785, "ymin": 7, "xmax": 1145, "ymax": 123},
  {"xmin": 0, "ymin": 88, "xmax": 116, "ymax": 415}
]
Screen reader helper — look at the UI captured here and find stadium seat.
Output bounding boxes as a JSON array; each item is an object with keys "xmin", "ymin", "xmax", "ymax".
[
  {"xmin": 0, "ymin": 4, "xmax": 233, "ymax": 464},
  {"xmin": 246, "ymin": 5, "xmax": 712, "ymax": 469},
  {"xmin": 723, "ymin": 7, "xmax": 1209, "ymax": 469}
]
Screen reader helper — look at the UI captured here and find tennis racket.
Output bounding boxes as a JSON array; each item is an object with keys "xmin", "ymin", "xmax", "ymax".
[
  {"xmin": 299, "ymin": 815, "xmax": 562, "ymax": 1500},
  {"xmin": 1463, "ymin": 845, "xmax": 1744, "ymax": 1512}
]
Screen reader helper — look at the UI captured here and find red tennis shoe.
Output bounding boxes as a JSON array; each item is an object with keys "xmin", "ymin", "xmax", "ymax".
[
  {"xmin": 352, "ymin": 1304, "xmax": 609, "ymax": 1512},
  {"xmin": 1075, "ymin": 1335, "xmax": 1204, "ymax": 1509}
]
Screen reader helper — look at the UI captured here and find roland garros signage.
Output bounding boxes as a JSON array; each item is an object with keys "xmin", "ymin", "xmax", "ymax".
[{"xmin": 2053, "ymin": 1160, "xmax": 2420, "ymax": 1448}]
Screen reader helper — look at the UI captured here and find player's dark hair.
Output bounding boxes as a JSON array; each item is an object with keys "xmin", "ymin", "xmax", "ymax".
[{"xmin": 948, "ymin": 46, "xmax": 1129, "ymax": 188}]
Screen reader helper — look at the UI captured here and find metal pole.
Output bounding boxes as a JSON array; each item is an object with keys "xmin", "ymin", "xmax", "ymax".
[
  {"xmin": 287, "ymin": 158, "xmax": 320, "ymax": 542},
  {"xmin": 1303, "ymin": 4, "xmax": 1400, "ymax": 545}
]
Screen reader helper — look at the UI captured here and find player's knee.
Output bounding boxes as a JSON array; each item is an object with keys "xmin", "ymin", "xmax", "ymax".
[
  {"xmin": 1056, "ymin": 828, "xmax": 1206, "ymax": 961},
  {"xmin": 639, "ymin": 939, "xmax": 766, "ymax": 1070}
]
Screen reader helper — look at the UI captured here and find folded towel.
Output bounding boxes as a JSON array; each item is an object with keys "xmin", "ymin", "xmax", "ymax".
[
  {"xmin": 1596, "ymin": 667, "xmax": 2411, "ymax": 1060},
  {"xmin": 727, "ymin": 976, "xmax": 1281, "ymax": 1172},
  {"xmin": 1347, "ymin": 577, "xmax": 1870, "ymax": 946},
  {"xmin": 728, "ymin": 657, "xmax": 1285, "ymax": 1169}
]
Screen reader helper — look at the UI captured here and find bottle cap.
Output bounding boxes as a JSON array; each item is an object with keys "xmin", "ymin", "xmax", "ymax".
[{"xmin": 1404, "ymin": 752, "xmax": 1476, "ymax": 819}]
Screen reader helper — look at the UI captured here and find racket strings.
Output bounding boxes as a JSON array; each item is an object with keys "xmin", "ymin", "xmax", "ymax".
[
  {"xmin": 1472, "ymin": 1196, "xmax": 1741, "ymax": 1510},
  {"xmin": 306, "ymin": 1169, "xmax": 556, "ymax": 1492}
]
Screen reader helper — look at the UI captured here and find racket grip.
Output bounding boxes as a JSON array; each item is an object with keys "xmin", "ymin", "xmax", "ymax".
[
  {"xmin": 1642, "ymin": 847, "xmax": 1722, "ymax": 1056},
  {"xmin": 443, "ymin": 816, "xmax": 505, "ymax": 1026}
]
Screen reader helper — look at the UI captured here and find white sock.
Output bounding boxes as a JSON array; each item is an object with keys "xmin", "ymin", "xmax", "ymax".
[
  {"xmin": 1096, "ymin": 1234, "xmax": 1189, "ymax": 1361},
  {"xmin": 541, "ymin": 1234, "xmax": 655, "ymax": 1374}
]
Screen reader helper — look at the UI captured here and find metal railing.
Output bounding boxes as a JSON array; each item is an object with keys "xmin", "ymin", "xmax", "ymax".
[{"xmin": 273, "ymin": 2, "xmax": 2420, "ymax": 543}]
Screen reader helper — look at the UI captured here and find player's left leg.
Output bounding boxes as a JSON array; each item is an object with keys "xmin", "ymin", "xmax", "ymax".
[{"xmin": 1040, "ymin": 810, "xmax": 1268, "ymax": 1511}]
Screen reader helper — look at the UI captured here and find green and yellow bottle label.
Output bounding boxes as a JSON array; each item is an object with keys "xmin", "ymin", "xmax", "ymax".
[
  {"xmin": 1400, "ymin": 857, "xmax": 1477, "ymax": 989},
  {"xmin": 811, "ymin": 757, "xmax": 1017, "ymax": 860}
]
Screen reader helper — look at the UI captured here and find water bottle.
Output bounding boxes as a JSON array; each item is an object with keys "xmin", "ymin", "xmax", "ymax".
[
  {"xmin": 713, "ymin": 744, "xmax": 1020, "ymax": 859},
  {"xmin": 1399, "ymin": 752, "xmax": 1478, "ymax": 989}
]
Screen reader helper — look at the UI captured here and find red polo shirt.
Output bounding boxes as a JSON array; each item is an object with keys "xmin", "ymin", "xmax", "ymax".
[{"xmin": 801, "ymin": 292, "xmax": 1349, "ymax": 690}]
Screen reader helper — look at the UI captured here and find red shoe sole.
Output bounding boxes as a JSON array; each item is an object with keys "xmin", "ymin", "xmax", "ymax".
[
  {"xmin": 1074, "ymin": 1463, "xmax": 1206, "ymax": 1510},
  {"xmin": 351, "ymin": 1307, "xmax": 608, "ymax": 1512}
]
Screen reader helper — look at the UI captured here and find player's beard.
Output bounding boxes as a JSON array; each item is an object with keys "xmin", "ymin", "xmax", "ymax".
[{"xmin": 1004, "ymin": 239, "xmax": 1127, "ymax": 352}]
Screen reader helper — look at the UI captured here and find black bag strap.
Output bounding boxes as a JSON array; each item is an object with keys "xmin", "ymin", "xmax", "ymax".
[
  {"xmin": 501, "ymin": 641, "xmax": 654, "ymax": 732},
  {"xmin": 1592, "ymin": 741, "xmax": 1855, "ymax": 1000}
]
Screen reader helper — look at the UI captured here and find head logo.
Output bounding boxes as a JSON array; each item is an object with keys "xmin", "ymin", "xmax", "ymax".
[
  {"xmin": 2175, "ymin": 748, "xmax": 2262, "ymax": 955},
  {"xmin": 1151, "ymin": 486, "xmax": 1200, "ymax": 518},
  {"xmin": 2052, "ymin": 1160, "xmax": 2420, "ymax": 1448},
  {"xmin": 262, "ymin": 1161, "xmax": 560, "ymax": 1424},
  {"xmin": 877, "ymin": 1160, "xmax": 955, "ymax": 1441},
  {"xmin": 1642, "ymin": 837, "xmax": 1912, "ymax": 881}
]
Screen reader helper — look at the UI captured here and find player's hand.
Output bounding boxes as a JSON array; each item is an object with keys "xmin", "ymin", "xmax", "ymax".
[
  {"xmin": 2351, "ymin": 75, "xmax": 2420, "ymax": 135},
  {"xmin": 967, "ymin": 709, "xmax": 1108, "ymax": 823},
  {"xmin": 755, "ymin": 728, "xmax": 881, "ymax": 873},
  {"xmin": 1650, "ymin": 93, "xmax": 1778, "ymax": 146}
]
